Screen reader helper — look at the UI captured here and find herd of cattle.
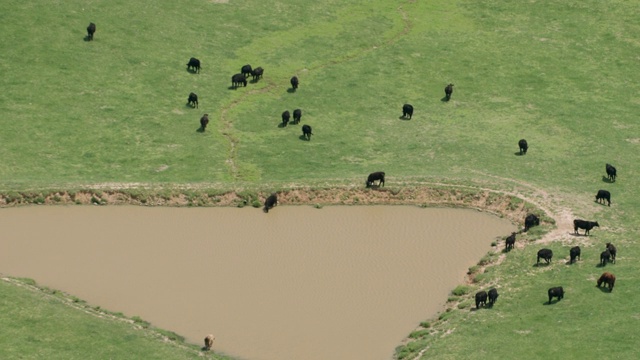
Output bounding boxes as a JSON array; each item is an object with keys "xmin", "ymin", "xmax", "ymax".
[{"xmin": 473, "ymin": 163, "xmax": 620, "ymax": 309}]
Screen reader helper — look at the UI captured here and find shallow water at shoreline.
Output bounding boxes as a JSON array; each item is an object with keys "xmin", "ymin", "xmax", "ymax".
[{"xmin": 0, "ymin": 205, "xmax": 515, "ymax": 360}]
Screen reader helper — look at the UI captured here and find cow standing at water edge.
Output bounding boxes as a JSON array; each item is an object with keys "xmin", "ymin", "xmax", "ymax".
[
  {"xmin": 86, "ymin": 22, "xmax": 96, "ymax": 41},
  {"xmin": 518, "ymin": 139, "xmax": 528, "ymax": 155},
  {"xmin": 263, "ymin": 193, "xmax": 278, "ymax": 213},
  {"xmin": 505, "ymin": 232, "xmax": 516, "ymax": 252},
  {"xmin": 595, "ymin": 190, "xmax": 611, "ymax": 206},
  {"xmin": 203, "ymin": 334, "xmax": 215, "ymax": 351},
  {"xmin": 606, "ymin": 163, "xmax": 617, "ymax": 182},
  {"xmin": 366, "ymin": 172, "xmax": 385, "ymax": 188},
  {"xmin": 573, "ymin": 219, "xmax": 599, "ymax": 235}
]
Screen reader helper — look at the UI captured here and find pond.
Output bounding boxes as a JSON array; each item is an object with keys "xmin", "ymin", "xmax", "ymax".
[{"xmin": 0, "ymin": 205, "xmax": 516, "ymax": 360}]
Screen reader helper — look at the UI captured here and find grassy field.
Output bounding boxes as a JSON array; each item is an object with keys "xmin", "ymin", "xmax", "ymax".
[{"xmin": 1, "ymin": 0, "xmax": 640, "ymax": 359}]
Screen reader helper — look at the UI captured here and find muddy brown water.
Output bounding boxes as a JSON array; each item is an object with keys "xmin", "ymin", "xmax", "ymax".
[{"xmin": 0, "ymin": 206, "xmax": 515, "ymax": 360}]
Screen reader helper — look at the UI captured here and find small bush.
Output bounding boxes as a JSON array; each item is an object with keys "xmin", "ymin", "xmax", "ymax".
[
  {"xmin": 409, "ymin": 329, "xmax": 430, "ymax": 339},
  {"xmin": 419, "ymin": 321, "xmax": 431, "ymax": 328},
  {"xmin": 451, "ymin": 285, "xmax": 472, "ymax": 296},
  {"xmin": 252, "ymin": 200, "xmax": 262, "ymax": 208}
]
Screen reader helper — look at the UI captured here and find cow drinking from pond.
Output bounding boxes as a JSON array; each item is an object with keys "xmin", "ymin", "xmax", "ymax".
[
  {"xmin": 366, "ymin": 172, "xmax": 385, "ymax": 188},
  {"xmin": 263, "ymin": 193, "xmax": 278, "ymax": 213},
  {"xmin": 203, "ymin": 334, "xmax": 215, "ymax": 351}
]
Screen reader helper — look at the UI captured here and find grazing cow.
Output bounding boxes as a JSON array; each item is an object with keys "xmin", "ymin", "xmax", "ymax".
[
  {"xmin": 203, "ymin": 334, "xmax": 215, "ymax": 351},
  {"xmin": 518, "ymin": 139, "xmax": 528, "ymax": 155},
  {"xmin": 302, "ymin": 124, "xmax": 313, "ymax": 140},
  {"xmin": 251, "ymin": 67, "xmax": 264, "ymax": 81},
  {"xmin": 606, "ymin": 163, "xmax": 617, "ymax": 182},
  {"xmin": 200, "ymin": 114, "xmax": 209, "ymax": 131},
  {"xmin": 595, "ymin": 190, "xmax": 611, "ymax": 206},
  {"xmin": 488, "ymin": 288, "xmax": 499, "ymax": 307},
  {"xmin": 281, "ymin": 110, "xmax": 291, "ymax": 127},
  {"xmin": 505, "ymin": 232, "xmax": 516, "ymax": 252},
  {"xmin": 597, "ymin": 272, "xmax": 616, "ymax": 292},
  {"xmin": 293, "ymin": 109, "xmax": 302, "ymax": 124},
  {"xmin": 600, "ymin": 250, "xmax": 611, "ymax": 266},
  {"xmin": 290, "ymin": 76, "xmax": 299, "ymax": 90},
  {"xmin": 187, "ymin": 92, "xmax": 198, "ymax": 108},
  {"xmin": 263, "ymin": 193, "xmax": 278, "ymax": 213},
  {"xmin": 444, "ymin": 83, "xmax": 454, "ymax": 101},
  {"xmin": 241, "ymin": 64, "xmax": 253, "ymax": 78},
  {"xmin": 475, "ymin": 290, "xmax": 488, "ymax": 309},
  {"xmin": 87, "ymin": 22, "xmax": 96, "ymax": 41},
  {"xmin": 537, "ymin": 248, "xmax": 553, "ymax": 264},
  {"xmin": 366, "ymin": 172, "xmax": 385, "ymax": 188},
  {"xmin": 573, "ymin": 219, "xmax": 599, "ymax": 236},
  {"xmin": 524, "ymin": 213, "xmax": 540, "ymax": 232},
  {"xmin": 548, "ymin": 287, "xmax": 564, "ymax": 304},
  {"xmin": 569, "ymin": 246, "xmax": 581, "ymax": 264},
  {"xmin": 606, "ymin": 242, "xmax": 617, "ymax": 264},
  {"xmin": 402, "ymin": 104, "xmax": 414, "ymax": 119},
  {"xmin": 186, "ymin": 57, "xmax": 201, "ymax": 73},
  {"xmin": 232, "ymin": 73, "xmax": 247, "ymax": 88}
]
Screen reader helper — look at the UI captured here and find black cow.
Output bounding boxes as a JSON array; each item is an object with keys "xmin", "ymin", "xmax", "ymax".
[
  {"xmin": 524, "ymin": 214, "xmax": 540, "ymax": 232},
  {"xmin": 606, "ymin": 242, "xmax": 617, "ymax": 264},
  {"xmin": 600, "ymin": 250, "xmax": 611, "ymax": 266},
  {"xmin": 569, "ymin": 246, "xmax": 581, "ymax": 264},
  {"xmin": 518, "ymin": 139, "xmax": 528, "ymax": 155},
  {"xmin": 87, "ymin": 22, "xmax": 96, "ymax": 41},
  {"xmin": 241, "ymin": 64, "xmax": 253, "ymax": 78},
  {"xmin": 187, "ymin": 92, "xmax": 198, "ymax": 108},
  {"xmin": 475, "ymin": 290, "xmax": 488, "ymax": 309},
  {"xmin": 251, "ymin": 67, "xmax": 264, "ymax": 81},
  {"xmin": 444, "ymin": 83, "xmax": 454, "ymax": 101},
  {"xmin": 200, "ymin": 114, "xmax": 209, "ymax": 131},
  {"xmin": 281, "ymin": 111, "xmax": 291, "ymax": 127},
  {"xmin": 293, "ymin": 109, "xmax": 302, "ymax": 124},
  {"xmin": 537, "ymin": 248, "xmax": 553, "ymax": 264},
  {"xmin": 290, "ymin": 76, "xmax": 299, "ymax": 90},
  {"xmin": 187, "ymin": 57, "xmax": 201, "ymax": 73},
  {"xmin": 548, "ymin": 287, "xmax": 564, "ymax": 304},
  {"xmin": 232, "ymin": 73, "xmax": 247, "ymax": 88},
  {"xmin": 606, "ymin": 163, "xmax": 617, "ymax": 182},
  {"xmin": 366, "ymin": 172, "xmax": 385, "ymax": 188},
  {"xmin": 573, "ymin": 219, "xmax": 599, "ymax": 236},
  {"xmin": 263, "ymin": 193, "xmax": 278, "ymax": 213},
  {"xmin": 488, "ymin": 288, "xmax": 499, "ymax": 307},
  {"xmin": 505, "ymin": 232, "xmax": 516, "ymax": 252},
  {"xmin": 595, "ymin": 190, "xmax": 611, "ymax": 206},
  {"xmin": 597, "ymin": 272, "xmax": 615, "ymax": 292},
  {"xmin": 302, "ymin": 124, "xmax": 313, "ymax": 140},
  {"xmin": 402, "ymin": 104, "xmax": 414, "ymax": 119}
]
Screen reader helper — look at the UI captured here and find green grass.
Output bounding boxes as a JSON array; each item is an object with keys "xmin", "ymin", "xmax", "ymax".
[{"xmin": 1, "ymin": 0, "xmax": 640, "ymax": 359}]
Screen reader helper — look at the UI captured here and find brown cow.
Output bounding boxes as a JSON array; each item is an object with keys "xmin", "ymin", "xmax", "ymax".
[
  {"xmin": 597, "ymin": 272, "xmax": 615, "ymax": 292},
  {"xmin": 203, "ymin": 334, "xmax": 215, "ymax": 351}
]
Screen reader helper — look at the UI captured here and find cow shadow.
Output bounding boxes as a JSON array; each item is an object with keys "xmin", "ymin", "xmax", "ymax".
[
  {"xmin": 398, "ymin": 116, "xmax": 411, "ymax": 121},
  {"xmin": 287, "ymin": 88, "xmax": 297, "ymax": 93},
  {"xmin": 228, "ymin": 86, "xmax": 239, "ymax": 90},
  {"xmin": 196, "ymin": 127, "xmax": 205, "ymax": 133},
  {"xmin": 533, "ymin": 262, "xmax": 551, "ymax": 267},
  {"xmin": 543, "ymin": 300, "xmax": 561, "ymax": 305},
  {"xmin": 250, "ymin": 79, "xmax": 260, "ymax": 84},
  {"xmin": 186, "ymin": 68, "xmax": 199, "ymax": 74},
  {"xmin": 596, "ymin": 286, "xmax": 612, "ymax": 293},
  {"xmin": 441, "ymin": 96, "xmax": 450, "ymax": 102},
  {"xmin": 595, "ymin": 263, "xmax": 608, "ymax": 268},
  {"xmin": 277, "ymin": 123, "xmax": 288, "ymax": 128},
  {"xmin": 601, "ymin": 176, "xmax": 614, "ymax": 183},
  {"xmin": 299, "ymin": 135, "xmax": 310, "ymax": 141}
]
